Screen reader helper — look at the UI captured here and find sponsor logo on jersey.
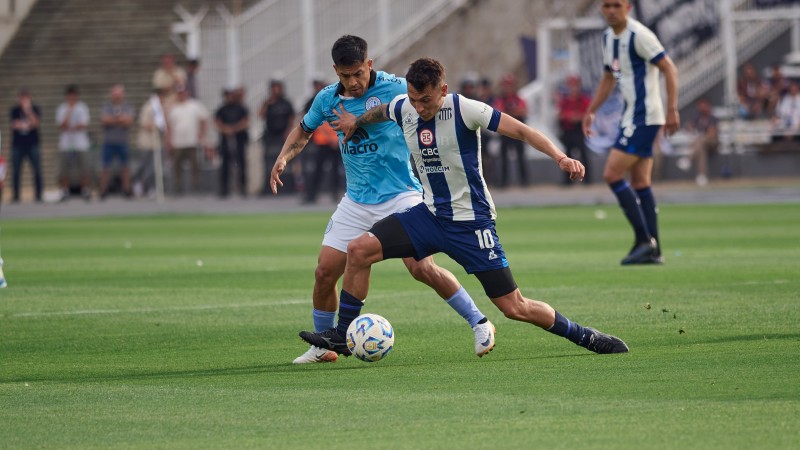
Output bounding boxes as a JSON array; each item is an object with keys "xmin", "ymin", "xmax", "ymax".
[
  {"xmin": 340, "ymin": 127, "xmax": 379, "ymax": 155},
  {"xmin": 488, "ymin": 249, "xmax": 498, "ymax": 260},
  {"xmin": 418, "ymin": 164, "xmax": 450, "ymax": 174},
  {"xmin": 438, "ymin": 107, "xmax": 452, "ymax": 120},
  {"xmin": 612, "ymin": 58, "xmax": 622, "ymax": 80},
  {"xmin": 419, "ymin": 128, "xmax": 434, "ymax": 146},
  {"xmin": 365, "ymin": 96, "xmax": 381, "ymax": 110}
]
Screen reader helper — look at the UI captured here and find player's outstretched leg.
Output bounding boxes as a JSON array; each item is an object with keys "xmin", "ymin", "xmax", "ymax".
[{"xmin": 490, "ymin": 289, "xmax": 628, "ymax": 354}]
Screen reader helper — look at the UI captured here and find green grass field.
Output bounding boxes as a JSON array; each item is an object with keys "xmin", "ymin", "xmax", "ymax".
[{"xmin": 1, "ymin": 203, "xmax": 798, "ymax": 449}]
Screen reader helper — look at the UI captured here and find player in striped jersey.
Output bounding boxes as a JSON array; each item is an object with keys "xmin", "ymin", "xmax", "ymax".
[
  {"xmin": 270, "ymin": 36, "xmax": 493, "ymax": 363},
  {"xmin": 582, "ymin": 0, "xmax": 680, "ymax": 265},
  {"xmin": 300, "ymin": 57, "xmax": 629, "ymax": 356}
]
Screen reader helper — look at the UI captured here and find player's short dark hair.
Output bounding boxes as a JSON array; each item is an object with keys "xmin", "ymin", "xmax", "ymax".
[
  {"xmin": 65, "ymin": 84, "xmax": 79, "ymax": 95},
  {"xmin": 406, "ymin": 58, "xmax": 445, "ymax": 91},
  {"xmin": 331, "ymin": 35, "xmax": 368, "ymax": 67}
]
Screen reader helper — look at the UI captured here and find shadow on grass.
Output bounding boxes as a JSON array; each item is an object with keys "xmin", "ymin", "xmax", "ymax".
[{"xmin": 1, "ymin": 352, "xmax": 601, "ymax": 384}]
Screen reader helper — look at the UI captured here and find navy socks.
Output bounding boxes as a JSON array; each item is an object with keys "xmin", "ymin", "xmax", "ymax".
[
  {"xmin": 636, "ymin": 186, "xmax": 660, "ymax": 250},
  {"xmin": 609, "ymin": 179, "xmax": 651, "ymax": 244},
  {"xmin": 547, "ymin": 310, "xmax": 588, "ymax": 346},
  {"xmin": 336, "ymin": 290, "xmax": 364, "ymax": 336}
]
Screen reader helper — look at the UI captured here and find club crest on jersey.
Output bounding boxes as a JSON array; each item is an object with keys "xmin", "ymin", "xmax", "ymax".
[
  {"xmin": 365, "ymin": 96, "xmax": 381, "ymax": 110},
  {"xmin": 404, "ymin": 113, "xmax": 414, "ymax": 125},
  {"xmin": 419, "ymin": 129, "xmax": 434, "ymax": 146}
]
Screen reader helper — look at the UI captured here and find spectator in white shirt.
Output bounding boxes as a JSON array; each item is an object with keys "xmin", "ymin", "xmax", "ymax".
[
  {"xmin": 166, "ymin": 84, "xmax": 210, "ymax": 194},
  {"xmin": 56, "ymin": 84, "xmax": 92, "ymax": 201}
]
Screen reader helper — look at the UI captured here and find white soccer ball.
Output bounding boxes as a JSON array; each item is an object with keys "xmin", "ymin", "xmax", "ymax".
[{"xmin": 346, "ymin": 313, "xmax": 394, "ymax": 362}]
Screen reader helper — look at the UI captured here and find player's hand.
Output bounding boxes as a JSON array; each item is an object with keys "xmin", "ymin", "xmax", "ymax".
[
  {"xmin": 558, "ymin": 156, "xmax": 585, "ymax": 182},
  {"xmin": 331, "ymin": 105, "xmax": 357, "ymax": 143},
  {"xmin": 270, "ymin": 157, "xmax": 286, "ymax": 194},
  {"xmin": 582, "ymin": 113, "xmax": 595, "ymax": 137},
  {"xmin": 664, "ymin": 108, "xmax": 680, "ymax": 136}
]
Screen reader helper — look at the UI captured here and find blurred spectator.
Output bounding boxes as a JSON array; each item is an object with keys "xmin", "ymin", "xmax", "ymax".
[
  {"xmin": 302, "ymin": 79, "xmax": 341, "ymax": 204},
  {"xmin": 134, "ymin": 89, "xmax": 168, "ymax": 198},
  {"xmin": 56, "ymin": 84, "xmax": 92, "ymax": 201},
  {"xmin": 737, "ymin": 62, "xmax": 768, "ymax": 119},
  {"xmin": 687, "ymin": 98, "xmax": 719, "ymax": 186},
  {"xmin": 215, "ymin": 87, "xmax": 250, "ymax": 198},
  {"xmin": 99, "ymin": 84, "xmax": 135, "ymax": 198},
  {"xmin": 152, "ymin": 54, "xmax": 187, "ymax": 105},
  {"xmin": 493, "ymin": 73, "xmax": 528, "ymax": 187},
  {"xmin": 479, "ymin": 77, "xmax": 495, "ymax": 106},
  {"xmin": 258, "ymin": 79, "xmax": 295, "ymax": 195},
  {"xmin": 459, "ymin": 72, "xmax": 479, "ymax": 99},
  {"xmin": 772, "ymin": 81, "xmax": 800, "ymax": 141},
  {"xmin": 557, "ymin": 75, "xmax": 592, "ymax": 185},
  {"xmin": 9, "ymin": 87, "xmax": 43, "ymax": 202},
  {"xmin": 185, "ymin": 59, "xmax": 200, "ymax": 99},
  {"xmin": 166, "ymin": 84, "xmax": 209, "ymax": 195},
  {"xmin": 765, "ymin": 64, "xmax": 789, "ymax": 117}
]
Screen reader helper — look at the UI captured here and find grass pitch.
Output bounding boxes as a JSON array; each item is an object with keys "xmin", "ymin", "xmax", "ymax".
[{"xmin": 0, "ymin": 203, "xmax": 798, "ymax": 449}]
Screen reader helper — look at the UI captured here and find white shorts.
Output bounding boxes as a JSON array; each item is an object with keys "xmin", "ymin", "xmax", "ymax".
[{"xmin": 322, "ymin": 191, "xmax": 423, "ymax": 252}]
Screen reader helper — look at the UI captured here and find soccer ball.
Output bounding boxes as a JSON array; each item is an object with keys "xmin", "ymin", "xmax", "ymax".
[{"xmin": 346, "ymin": 313, "xmax": 394, "ymax": 362}]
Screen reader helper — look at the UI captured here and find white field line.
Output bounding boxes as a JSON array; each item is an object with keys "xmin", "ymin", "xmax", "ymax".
[{"xmin": 9, "ymin": 299, "xmax": 308, "ymax": 318}]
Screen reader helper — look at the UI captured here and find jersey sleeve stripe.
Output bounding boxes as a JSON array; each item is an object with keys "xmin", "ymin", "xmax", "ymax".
[
  {"xmin": 650, "ymin": 51, "xmax": 666, "ymax": 64},
  {"xmin": 300, "ymin": 120, "xmax": 314, "ymax": 134},
  {"xmin": 393, "ymin": 98, "xmax": 405, "ymax": 129},
  {"xmin": 487, "ymin": 109, "xmax": 501, "ymax": 132}
]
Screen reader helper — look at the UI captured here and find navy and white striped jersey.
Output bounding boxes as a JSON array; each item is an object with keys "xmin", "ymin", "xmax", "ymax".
[
  {"xmin": 602, "ymin": 17, "xmax": 666, "ymax": 129},
  {"xmin": 386, "ymin": 93, "xmax": 501, "ymax": 222}
]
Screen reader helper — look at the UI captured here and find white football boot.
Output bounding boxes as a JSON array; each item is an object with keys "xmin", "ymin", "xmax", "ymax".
[
  {"xmin": 292, "ymin": 345, "xmax": 338, "ymax": 364},
  {"xmin": 472, "ymin": 320, "xmax": 496, "ymax": 357}
]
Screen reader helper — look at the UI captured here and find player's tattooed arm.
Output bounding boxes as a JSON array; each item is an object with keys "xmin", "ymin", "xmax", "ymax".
[
  {"xmin": 355, "ymin": 106, "xmax": 389, "ymax": 128},
  {"xmin": 332, "ymin": 104, "xmax": 389, "ymax": 143}
]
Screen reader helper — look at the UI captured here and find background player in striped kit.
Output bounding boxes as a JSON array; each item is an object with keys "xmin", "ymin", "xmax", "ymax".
[
  {"xmin": 582, "ymin": 0, "xmax": 680, "ymax": 265},
  {"xmin": 301, "ymin": 57, "xmax": 629, "ymax": 356}
]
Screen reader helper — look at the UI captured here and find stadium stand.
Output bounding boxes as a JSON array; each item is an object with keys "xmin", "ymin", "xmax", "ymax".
[{"xmin": 0, "ymin": 0, "xmax": 257, "ymax": 201}]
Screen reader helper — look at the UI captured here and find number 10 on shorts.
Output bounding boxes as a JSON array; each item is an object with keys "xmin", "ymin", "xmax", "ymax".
[{"xmin": 474, "ymin": 229, "xmax": 495, "ymax": 249}]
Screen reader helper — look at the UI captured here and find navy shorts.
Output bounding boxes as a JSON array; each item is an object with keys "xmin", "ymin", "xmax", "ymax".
[
  {"xmin": 392, "ymin": 203, "xmax": 509, "ymax": 274},
  {"xmin": 102, "ymin": 143, "xmax": 129, "ymax": 167},
  {"xmin": 613, "ymin": 124, "xmax": 661, "ymax": 158}
]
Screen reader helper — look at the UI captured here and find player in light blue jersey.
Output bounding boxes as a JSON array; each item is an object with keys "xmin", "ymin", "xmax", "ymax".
[
  {"xmin": 301, "ymin": 57, "xmax": 629, "ymax": 356},
  {"xmin": 270, "ymin": 36, "xmax": 494, "ymax": 364},
  {"xmin": 582, "ymin": 0, "xmax": 680, "ymax": 265}
]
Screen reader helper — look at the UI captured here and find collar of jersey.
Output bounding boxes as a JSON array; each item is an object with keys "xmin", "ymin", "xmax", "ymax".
[{"xmin": 336, "ymin": 70, "xmax": 377, "ymax": 99}]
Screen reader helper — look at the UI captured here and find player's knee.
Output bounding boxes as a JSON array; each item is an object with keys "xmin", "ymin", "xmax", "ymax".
[
  {"xmin": 494, "ymin": 295, "xmax": 524, "ymax": 320},
  {"xmin": 405, "ymin": 260, "xmax": 432, "ymax": 283},
  {"xmin": 603, "ymin": 169, "xmax": 621, "ymax": 185},
  {"xmin": 346, "ymin": 236, "xmax": 374, "ymax": 267},
  {"xmin": 314, "ymin": 262, "xmax": 340, "ymax": 285}
]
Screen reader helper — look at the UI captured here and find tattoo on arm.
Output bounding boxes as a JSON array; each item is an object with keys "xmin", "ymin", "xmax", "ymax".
[{"xmin": 355, "ymin": 107, "xmax": 388, "ymax": 128}]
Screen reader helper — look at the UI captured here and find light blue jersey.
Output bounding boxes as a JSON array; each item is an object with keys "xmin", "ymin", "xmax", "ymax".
[{"xmin": 301, "ymin": 70, "xmax": 422, "ymax": 204}]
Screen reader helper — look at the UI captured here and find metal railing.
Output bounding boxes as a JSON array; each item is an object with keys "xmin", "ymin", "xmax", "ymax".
[{"xmin": 193, "ymin": 0, "xmax": 467, "ymax": 140}]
